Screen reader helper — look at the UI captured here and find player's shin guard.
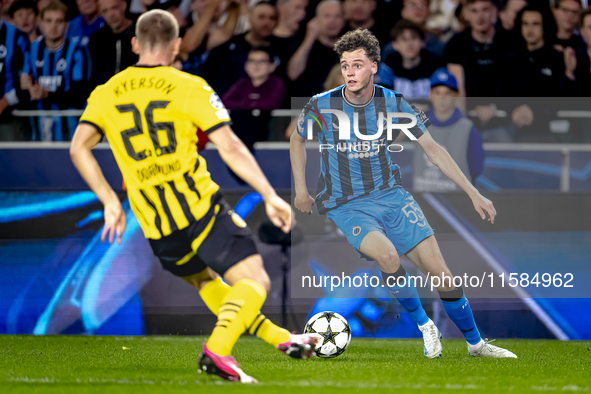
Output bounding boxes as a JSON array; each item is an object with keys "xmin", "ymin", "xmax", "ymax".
[
  {"xmin": 207, "ymin": 279, "xmax": 267, "ymax": 356},
  {"xmin": 382, "ymin": 267, "xmax": 429, "ymax": 326},
  {"xmin": 200, "ymin": 278, "xmax": 290, "ymax": 346},
  {"xmin": 439, "ymin": 287, "xmax": 482, "ymax": 345}
]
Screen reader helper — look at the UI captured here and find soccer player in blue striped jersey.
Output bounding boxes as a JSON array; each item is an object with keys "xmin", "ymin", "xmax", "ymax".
[
  {"xmin": 21, "ymin": 1, "xmax": 92, "ymax": 141},
  {"xmin": 290, "ymin": 28, "xmax": 517, "ymax": 359},
  {"xmin": 0, "ymin": 10, "xmax": 30, "ymax": 140}
]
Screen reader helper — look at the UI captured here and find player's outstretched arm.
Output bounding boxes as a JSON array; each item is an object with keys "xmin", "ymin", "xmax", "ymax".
[
  {"xmin": 208, "ymin": 125, "xmax": 292, "ymax": 233},
  {"xmin": 417, "ymin": 131, "xmax": 497, "ymax": 224},
  {"xmin": 290, "ymin": 131, "xmax": 314, "ymax": 214},
  {"xmin": 70, "ymin": 124, "xmax": 126, "ymax": 243}
]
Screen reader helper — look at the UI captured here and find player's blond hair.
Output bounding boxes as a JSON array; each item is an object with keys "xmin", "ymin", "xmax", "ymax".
[{"xmin": 136, "ymin": 10, "xmax": 179, "ymax": 51}]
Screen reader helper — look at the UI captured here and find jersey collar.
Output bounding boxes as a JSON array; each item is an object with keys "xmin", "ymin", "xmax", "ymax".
[{"xmin": 341, "ymin": 85, "xmax": 375, "ymax": 108}]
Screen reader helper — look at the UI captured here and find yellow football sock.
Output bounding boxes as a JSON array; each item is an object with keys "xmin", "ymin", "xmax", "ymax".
[
  {"xmin": 206, "ymin": 279, "xmax": 267, "ymax": 356},
  {"xmin": 248, "ymin": 313, "xmax": 290, "ymax": 347},
  {"xmin": 200, "ymin": 278, "xmax": 290, "ymax": 347},
  {"xmin": 199, "ymin": 278, "xmax": 230, "ymax": 315}
]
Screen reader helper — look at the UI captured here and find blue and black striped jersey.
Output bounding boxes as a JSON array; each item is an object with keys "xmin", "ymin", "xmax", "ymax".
[
  {"xmin": 24, "ymin": 37, "xmax": 91, "ymax": 140},
  {"xmin": 297, "ymin": 85, "xmax": 430, "ymax": 214},
  {"xmin": 0, "ymin": 21, "xmax": 30, "ymax": 108},
  {"xmin": 66, "ymin": 15, "xmax": 104, "ymax": 46}
]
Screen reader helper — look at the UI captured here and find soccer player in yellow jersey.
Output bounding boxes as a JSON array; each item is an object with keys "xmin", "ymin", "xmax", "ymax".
[{"xmin": 70, "ymin": 9, "xmax": 321, "ymax": 383}]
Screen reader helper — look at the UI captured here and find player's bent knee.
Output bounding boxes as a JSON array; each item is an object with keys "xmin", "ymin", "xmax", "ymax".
[
  {"xmin": 378, "ymin": 251, "xmax": 401, "ymax": 271},
  {"xmin": 223, "ymin": 254, "xmax": 271, "ymax": 292},
  {"xmin": 181, "ymin": 268, "xmax": 214, "ymax": 291}
]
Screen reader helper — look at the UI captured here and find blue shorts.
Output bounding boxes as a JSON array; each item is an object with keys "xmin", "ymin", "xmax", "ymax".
[{"xmin": 326, "ymin": 187, "xmax": 434, "ymax": 257}]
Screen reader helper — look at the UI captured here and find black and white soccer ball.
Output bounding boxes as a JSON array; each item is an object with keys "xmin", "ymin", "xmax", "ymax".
[{"xmin": 304, "ymin": 311, "xmax": 351, "ymax": 358}]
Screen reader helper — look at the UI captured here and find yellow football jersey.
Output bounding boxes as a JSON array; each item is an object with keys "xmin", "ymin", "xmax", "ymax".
[{"xmin": 80, "ymin": 65, "xmax": 231, "ymax": 239}]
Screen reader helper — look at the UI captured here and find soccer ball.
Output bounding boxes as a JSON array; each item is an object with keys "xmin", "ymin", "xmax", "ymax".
[{"xmin": 304, "ymin": 311, "xmax": 351, "ymax": 358}]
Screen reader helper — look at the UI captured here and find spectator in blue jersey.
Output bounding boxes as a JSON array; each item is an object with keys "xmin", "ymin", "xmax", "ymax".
[
  {"xmin": 20, "ymin": 1, "xmax": 91, "ymax": 141},
  {"xmin": 67, "ymin": 0, "xmax": 104, "ymax": 46},
  {"xmin": 0, "ymin": 0, "xmax": 30, "ymax": 141},
  {"xmin": 376, "ymin": 20, "xmax": 444, "ymax": 98},
  {"xmin": 89, "ymin": 0, "xmax": 138, "ymax": 87},
  {"xmin": 291, "ymin": 28, "xmax": 517, "ymax": 360},
  {"xmin": 552, "ymin": 0, "xmax": 585, "ymax": 52},
  {"xmin": 412, "ymin": 68, "xmax": 484, "ymax": 192},
  {"xmin": 8, "ymin": 0, "xmax": 39, "ymax": 42}
]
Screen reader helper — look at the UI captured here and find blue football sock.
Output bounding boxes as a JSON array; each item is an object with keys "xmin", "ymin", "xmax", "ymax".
[
  {"xmin": 382, "ymin": 270, "xmax": 429, "ymax": 326},
  {"xmin": 441, "ymin": 295, "xmax": 482, "ymax": 345}
]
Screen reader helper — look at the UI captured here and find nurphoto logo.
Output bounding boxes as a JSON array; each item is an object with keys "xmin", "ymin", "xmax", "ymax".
[{"xmin": 301, "ymin": 109, "xmax": 418, "ymax": 154}]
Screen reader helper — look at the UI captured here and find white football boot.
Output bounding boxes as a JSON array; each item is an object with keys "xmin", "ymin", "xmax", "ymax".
[
  {"xmin": 468, "ymin": 339, "xmax": 518, "ymax": 358},
  {"xmin": 418, "ymin": 319, "xmax": 443, "ymax": 358}
]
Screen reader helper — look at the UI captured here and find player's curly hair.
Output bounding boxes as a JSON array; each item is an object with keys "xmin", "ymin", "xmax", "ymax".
[{"xmin": 333, "ymin": 28, "xmax": 381, "ymax": 63}]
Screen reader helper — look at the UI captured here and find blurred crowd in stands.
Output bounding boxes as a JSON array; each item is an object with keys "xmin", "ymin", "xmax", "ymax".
[{"xmin": 0, "ymin": 0, "xmax": 590, "ymax": 143}]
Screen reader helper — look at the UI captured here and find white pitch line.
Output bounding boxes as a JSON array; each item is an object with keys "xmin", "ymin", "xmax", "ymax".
[{"xmin": 423, "ymin": 193, "xmax": 569, "ymax": 340}]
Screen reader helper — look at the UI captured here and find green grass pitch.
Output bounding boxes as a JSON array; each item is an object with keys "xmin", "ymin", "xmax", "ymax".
[{"xmin": 1, "ymin": 336, "xmax": 589, "ymax": 393}]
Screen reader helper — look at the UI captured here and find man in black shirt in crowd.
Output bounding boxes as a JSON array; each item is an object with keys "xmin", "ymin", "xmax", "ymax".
[
  {"xmin": 273, "ymin": 0, "xmax": 308, "ymax": 79},
  {"xmin": 552, "ymin": 0, "xmax": 585, "ymax": 52},
  {"xmin": 201, "ymin": 1, "xmax": 278, "ymax": 95},
  {"xmin": 287, "ymin": 0, "xmax": 344, "ymax": 98},
  {"xmin": 446, "ymin": 0, "xmax": 514, "ymax": 98},
  {"xmin": 502, "ymin": 5, "xmax": 565, "ymax": 97},
  {"xmin": 500, "ymin": 5, "xmax": 569, "ymax": 142},
  {"xmin": 342, "ymin": 0, "xmax": 391, "ymax": 47},
  {"xmin": 564, "ymin": 7, "xmax": 591, "ymax": 96},
  {"xmin": 498, "ymin": 0, "xmax": 526, "ymax": 32},
  {"xmin": 89, "ymin": 0, "xmax": 138, "ymax": 87},
  {"xmin": 377, "ymin": 19, "xmax": 444, "ymax": 97}
]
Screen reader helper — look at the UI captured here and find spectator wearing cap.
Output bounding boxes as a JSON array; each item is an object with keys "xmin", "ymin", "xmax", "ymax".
[
  {"xmin": 412, "ymin": 68, "xmax": 484, "ymax": 192},
  {"xmin": 376, "ymin": 19, "xmax": 444, "ymax": 97},
  {"xmin": 66, "ymin": 0, "xmax": 104, "ymax": 46},
  {"xmin": 8, "ymin": 0, "xmax": 39, "ymax": 41},
  {"xmin": 201, "ymin": 1, "xmax": 278, "ymax": 95},
  {"xmin": 222, "ymin": 47, "xmax": 285, "ymax": 151},
  {"xmin": 89, "ymin": 0, "xmax": 138, "ymax": 88}
]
